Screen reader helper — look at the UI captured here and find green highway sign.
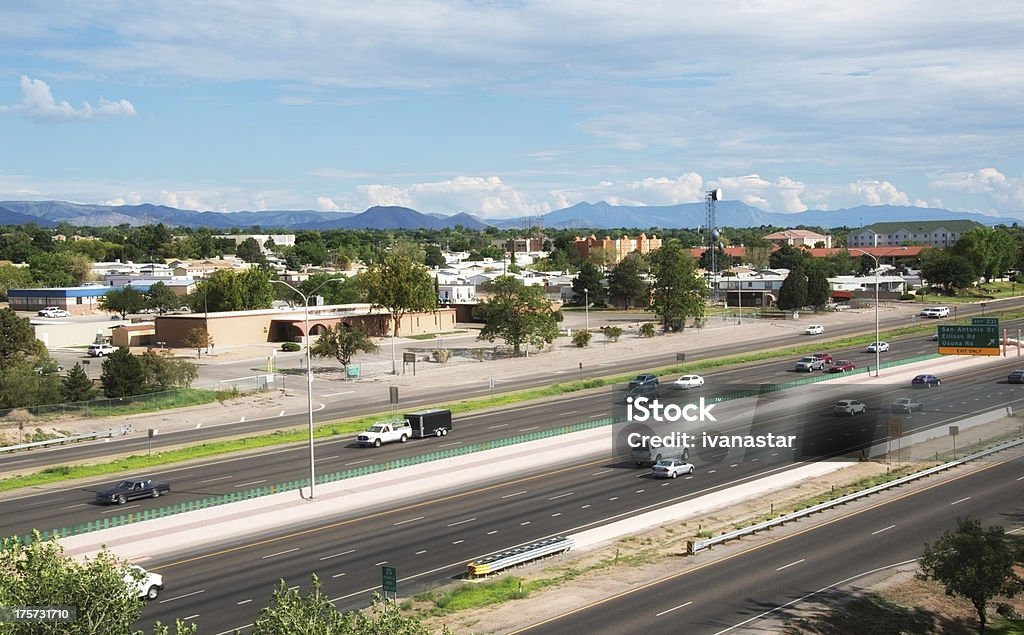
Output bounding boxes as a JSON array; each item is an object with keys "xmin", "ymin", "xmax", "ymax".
[
  {"xmin": 938, "ymin": 324, "xmax": 1000, "ymax": 356},
  {"xmin": 382, "ymin": 565, "xmax": 397, "ymax": 593},
  {"xmin": 972, "ymin": 317, "xmax": 998, "ymax": 325}
]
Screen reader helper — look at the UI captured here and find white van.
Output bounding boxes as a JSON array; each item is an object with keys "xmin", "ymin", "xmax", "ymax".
[{"xmin": 921, "ymin": 306, "xmax": 950, "ymax": 318}]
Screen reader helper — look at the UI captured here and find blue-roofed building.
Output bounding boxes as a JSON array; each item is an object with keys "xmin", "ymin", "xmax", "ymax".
[{"xmin": 8, "ymin": 284, "xmax": 112, "ymax": 316}]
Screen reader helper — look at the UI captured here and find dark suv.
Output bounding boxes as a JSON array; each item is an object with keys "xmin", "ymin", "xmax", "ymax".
[{"xmin": 629, "ymin": 374, "xmax": 659, "ymax": 389}]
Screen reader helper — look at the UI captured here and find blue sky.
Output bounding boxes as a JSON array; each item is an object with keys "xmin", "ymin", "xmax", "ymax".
[{"xmin": 2, "ymin": 1, "xmax": 1023, "ymax": 220}]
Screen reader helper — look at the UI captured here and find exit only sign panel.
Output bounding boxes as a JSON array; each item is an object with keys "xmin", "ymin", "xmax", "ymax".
[{"xmin": 937, "ymin": 322, "xmax": 1000, "ymax": 356}]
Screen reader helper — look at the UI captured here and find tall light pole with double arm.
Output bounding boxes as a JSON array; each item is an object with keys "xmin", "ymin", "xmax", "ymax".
[
  {"xmin": 850, "ymin": 247, "xmax": 907, "ymax": 377},
  {"xmin": 270, "ymin": 277, "xmax": 345, "ymax": 500},
  {"xmin": 584, "ymin": 287, "xmax": 590, "ymax": 333}
]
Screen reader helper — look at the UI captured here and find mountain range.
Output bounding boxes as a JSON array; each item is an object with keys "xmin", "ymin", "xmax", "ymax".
[{"xmin": 0, "ymin": 199, "xmax": 1015, "ymax": 232}]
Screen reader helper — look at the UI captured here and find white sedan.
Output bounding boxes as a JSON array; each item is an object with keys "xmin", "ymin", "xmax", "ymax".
[
  {"xmin": 866, "ymin": 341, "xmax": 890, "ymax": 353},
  {"xmin": 805, "ymin": 324, "xmax": 824, "ymax": 335},
  {"xmin": 672, "ymin": 374, "xmax": 705, "ymax": 390},
  {"xmin": 651, "ymin": 458, "xmax": 695, "ymax": 479}
]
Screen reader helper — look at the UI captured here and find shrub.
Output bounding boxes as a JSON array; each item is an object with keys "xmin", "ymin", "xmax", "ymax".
[
  {"xmin": 280, "ymin": 342, "xmax": 301, "ymax": 352},
  {"xmin": 572, "ymin": 330, "xmax": 592, "ymax": 348},
  {"xmin": 603, "ymin": 325, "xmax": 623, "ymax": 342},
  {"xmin": 432, "ymin": 349, "xmax": 452, "ymax": 363},
  {"xmin": 639, "ymin": 323, "xmax": 656, "ymax": 338}
]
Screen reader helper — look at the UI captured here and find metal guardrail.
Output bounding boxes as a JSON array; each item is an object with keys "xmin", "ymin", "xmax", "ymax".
[
  {"xmin": 1, "ymin": 425, "xmax": 133, "ymax": 453},
  {"xmin": 690, "ymin": 434, "xmax": 1024, "ymax": 554},
  {"xmin": 467, "ymin": 536, "xmax": 574, "ymax": 576}
]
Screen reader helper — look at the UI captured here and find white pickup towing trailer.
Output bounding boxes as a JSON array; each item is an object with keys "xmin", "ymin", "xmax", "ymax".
[{"xmin": 357, "ymin": 409, "xmax": 452, "ymax": 447}]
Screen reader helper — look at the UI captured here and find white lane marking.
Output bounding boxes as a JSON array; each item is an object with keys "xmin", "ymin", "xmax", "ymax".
[
  {"xmin": 320, "ymin": 549, "xmax": 356, "ymax": 560},
  {"xmin": 416, "ymin": 550, "xmax": 428, "ymax": 555},
  {"xmin": 656, "ymin": 601, "xmax": 692, "ymax": 617},
  {"xmin": 520, "ymin": 521, "xmax": 531, "ymax": 526},
  {"xmin": 235, "ymin": 480, "xmax": 266, "ymax": 488},
  {"xmin": 487, "ymin": 530, "xmax": 498, "ymax": 535},
  {"xmin": 609, "ymin": 496, "xmax": 619, "ymax": 501},
  {"xmin": 345, "ymin": 459, "xmax": 370, "ymax": 465},
  {"xmin": 560, "ymin": 411, "xmax": 578, "ymax": 415},
  {"xmin": 776, "ymin": 559, "xmax": 805, "ymax": 571},
  {"xmin": 318, "ymin": 455, "xmax": 339, "ymax": 461},
  {"xmin": 240, "ymin": 416, "xmax": 245, "ymax": 422},
  {"xmin": 548, "ymin": 492, "xmax": 574, "ymax": 501},
  {"xmin": 195, "ymin": 423, "xmax": 203, "ymax": 429},
  {"xmin": 447, "ymin": 517, "xmax": 477, "ymax": 527},
  {"xmin": 592, "ymin": 470, "xmax": 612, "ymax": 476},
  {"xmin": 452, "ymin": 539, "xmax": 464, "ymax": 545},
  {"xmin": 62, "ymin": 503, "xmax": 87, "ymax": 509},
  {"xmin": 332, "ymin": 572, "xmax": 346, "ymax": 578},
  {"xmin": 200, "ymin": 475, "xmax": 232, "ymax": 483},
  {"xmin": 183, "ymin": 614, "xmax": 200, "ymax": 620},
  {"xmin": 590, "ymin": 412, "xmax": 609, "ymax": 418},
  {"xmin": 278, "ymin": 410, "xmax": 285, "ymax": 416},
  {"xmin": 1017, "ymin": 475, "xmax": 1024, "ymax": 481},
  {"xmin": 237, "ymin": 599, "xmax": 252, "ymax": 605},
  {"xmin": 488, "ymin": 424, "xmax": 509, "ymax": 429},
  {"xmin": 324, "ymin": 391, "xmax": 355, "ymax": 397},
  {"xmin": 872, "ymin": 525, "xmax": 896, "ymax": 535},
  {"xmin": 374, "ymin": 561, "xmax": 388, "ymax": 566},
  {"xmin": 581, "ymin": 504, "xmax": 591, "ymax": 509},
  {"xmin": 262, "ymin": 548, "xmax": 299, "ymax": 559},
  {"xmin": 501, "ymin": 490, "xmax": 527, "ymax": 499},
  {"xmin": 520, "ymin": 426, "xmax": 539, "ymax": 431},
  {"xmin": 102, "ymin": 505, "xmax": 139, "ymax": 514},
  {"xmin": 636, "ymin": 489, "xmax": 645, "ymax": 494},
  {"xmin": 393, "ymin": 516, "xmax": 424, "ymax": 526},
  {"xmin": 552, "ymin": 512, "xmax": 562, "ymax": 517},
  {"xmin": 439, "ymin": 441, "xmax": 462, "ymax": 447},
  {"xmin": 158, "ymin": 589, "xmax": 205, "ymax": 603},
  {"xmin": 950, "ymin": 496, "xmax": 971, "ymax": 506}
]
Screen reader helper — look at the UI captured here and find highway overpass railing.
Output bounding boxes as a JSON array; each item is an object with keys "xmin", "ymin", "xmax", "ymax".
[
  {"xmin": 18, "ymin": 351, "xmax": 945, "ymax": 544},
  {"xmin": 689, "ymin": 433, "xmax": 1024, "ymax": 554}
]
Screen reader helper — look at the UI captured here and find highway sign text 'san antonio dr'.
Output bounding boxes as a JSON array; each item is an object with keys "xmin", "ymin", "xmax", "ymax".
[{"xmin": 937, "ymin": 322, "xmax": 1000, "ymax": 357}]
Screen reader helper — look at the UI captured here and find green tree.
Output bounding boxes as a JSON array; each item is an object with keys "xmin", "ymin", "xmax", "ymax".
[
  {"xmin": 0, "ymin": 361, "xmax": 61, "ymax": 409},
  {"xmin": 768, "ymin": 244, "xmax": 809, "ymax": 271},
  {"xmin": 918, "ymin": 517, "xmax": 1023, "ymax": 634},
  {"xmin": 358, "ymin": 251, "xmax": 437, "ymax": 373},
  {"xmin": 424, "ymin": 244, "xmax": 446, "ymax": 268},
  {"xmin": 744, "ymin": 239, "xmax": 773, "ymax": 270},
  {"xmin": 61, "ymin": 363, "xmax": 96, "ymax": 403},
  {"xmin": 293, "ymin": 233, "xmax": 330, "ymax": 266},
  {"xmin": 298, "ymin": 273, "xmax": 361, "ymax": 306},
  {"xmin": 805, "ymin": 262, "xmax": 831, "ymax": 309},
  {"xmin": 698, "ymin": 244, "xmax": 731, "ymax": 272},
  {"xmin": 0, "ymin": 532, "xmax": 197, "ymax": 635},
  {"xmin": 190, "ymin": 267, "xmax": 275, "ymax": 312},
  {"xmin": 26, "ymin": 251, "xmax": 74, "ymax": 287},
  {"xmin": 921, "ymin": 250, "xmax": 977, "ymax": 293},
  {"xmin": 236, "ymin": 237, "xmax": 266, "ymax": 264},
  {"xmin": 952, "ymin": 227, "xmax": 1018, "ymax": 282},
  {"xmin": 0, "ymin": 307, "xmax": 46, "ymax": 361},
  {"xmin": 776, "ymin": 263, "xmax": 808, "ymax": 310},
  {"xmin": 607, "ymin": 253, "xmax": 649, "ymax": 309},
  {"xmin": 647, "ymin": 241, "xmax": 707, "ymax": 332},
  {"xmin": 475, "ymin": 275, "xmax": 560, "ymax": 356},
  {"xmin": 182, "ymin": 328, "xmax": 214, "ymax": 359},
  {"xmin": 0, "ymin": 264, "xmax": 35, "ymax": 300},
  {"xmin": 139, "ymin": 351, "xmax": 198, "ymax": 390},
  {"xmin": 309, "ymin": 323, "xmax": 379, "ymax": 374},
  {"xmin": 100, "ymin": 347, "xmax": 145, "ymax": 398},
  {"xmin": 100, "ymin": 286, "xmax": 147, "ymax": 319},
  {"xmin": 572, "ymin": 261, "xmax": 606, "ymax": 306},
  {"xmin": 146, "ymin": 281, "xmax": 180, "ymax": 315}
]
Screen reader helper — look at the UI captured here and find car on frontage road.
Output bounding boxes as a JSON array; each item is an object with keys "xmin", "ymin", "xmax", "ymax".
[
  {"xmin": 95, "ymin": 478, "xmax": 171, "ymax": 505},
  {"xmin": 672, "ymin": 375, "xmax": 705, "ymax": 389},
  {"xmin": 651, "ymin": 458, "xmax": 695, "ymax": 479},
  {"xmin": 805, "ymin": 324, "xmax": 824, "ymax": 335},
  {"xmin": 866, "ymin": 341, "xmax": 890, "ymax": 353}
]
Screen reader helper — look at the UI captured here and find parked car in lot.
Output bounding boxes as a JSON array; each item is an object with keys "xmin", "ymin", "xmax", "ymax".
[
  {"xmin": 795, "ymin": 356, "xmax": 825, "ymax": 372},
  {"xmin": 87, "ymin": 343, "xmax": 117, "ymax": 357},
  {"xmin": 95, "ymin": 478, "xmax": 170, "ymax": 505},
  {"xmin": 828, "ymin": 360, "xmax": 856, "ymax": 373},
  {"xmin": 912, "ymin": 374, "xmax": 941, "ymax": 387},
  {"xmin": 672, "ymin": 374, "xmax": 704, "ymax": 389},
  {"xmin": 38, "ymin": 307, "xmax": 70, "ymax": 317},
  {"xmin": 891, "ymin": 397, "xmax": 923, "ymax": 413},
  {"xmin": 805, "ymin": 324, "xmax": 824, "ymax": 335},
  {"xmin": 866, "ymin": 341, "xmax": 890, "ymax": 353},
  {"xmin": 833, "ymin": 399, "xmax": 868, "ymax": 416},
  {"xmin": 628, "ymin": 374, "xmax": 659, "ymax": 389},
  {"xmin": 920, "ymin": 306, "xmax": 950, "ymax": 318},
  {"xmin": 812, "ymin": 353, "xmax": 833, "ymax": 364},
  {"xmin": 651, "ymin": 458, "xmax": 695, "ymax": 479},
  {"xmin": 1008, "ymin": 369, "xmax": 1024, "ymax": 384}
]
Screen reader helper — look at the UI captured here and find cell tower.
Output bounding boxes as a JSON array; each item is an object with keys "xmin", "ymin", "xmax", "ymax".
[{"xmin": 705, "ymin": 188, "xmax": 723, "ymax": 298}]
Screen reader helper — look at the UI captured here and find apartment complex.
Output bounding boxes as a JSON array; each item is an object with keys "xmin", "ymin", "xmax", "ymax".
[
  {"xmin": 574, "ymin": 233, "xmax": 662, "ymax": 265},
  {"xmin": 847, "ymin": 220, "xmax": 984, "ymax": 248}
]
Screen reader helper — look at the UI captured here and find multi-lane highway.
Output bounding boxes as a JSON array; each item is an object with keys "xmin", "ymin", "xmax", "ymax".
[
  {"xmin": 512, "ymin": 451, "xmax": 1024, "ymax": 635},
  {"xmin": 4, "ymin": 326, "xmax": 1016, "ymax": 538},
  {"xmin": 116, "ymin": 357, "xmax": 1024, "ymax": 633}
]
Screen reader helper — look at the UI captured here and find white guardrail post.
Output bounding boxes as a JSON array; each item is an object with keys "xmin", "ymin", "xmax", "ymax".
[{"xmin": 466, "ymin": 536, "xmax": 574, "ymax": 576}]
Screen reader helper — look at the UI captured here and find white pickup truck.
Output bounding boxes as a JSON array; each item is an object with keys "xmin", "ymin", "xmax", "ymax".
[
  {"xmin": 357, "ymin": 421, "xmax": 412, "ymax": 447},
  {"xmin": 125, "ymin": 565, "xmax": 164, "ymax": 600}
]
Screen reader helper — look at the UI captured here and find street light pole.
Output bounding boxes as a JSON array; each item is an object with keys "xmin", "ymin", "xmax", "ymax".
[
  {"xmin": 270, "ymin": 277, "xmax": 344, "ymax": 500},
  {"xmin": 850, "ymin": 247, "xmax": 906, "ymax": 377},
  {"xmin": 584, "ymin": 287, "xmax": 589, "ymax": 333}
]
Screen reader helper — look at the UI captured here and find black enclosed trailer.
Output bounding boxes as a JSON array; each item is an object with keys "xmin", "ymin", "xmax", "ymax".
[{"xmin": 404, "ymin": 409, "xmax": 453, "ymax": 438}]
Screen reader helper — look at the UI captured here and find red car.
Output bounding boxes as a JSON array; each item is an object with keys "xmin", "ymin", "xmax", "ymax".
[
  {"xmin": 812, "ymin": 353, "xmax": 833, "ymax": 364},
  {"xmin": 828, "ymin": 360, "xmax": 856, "ymax": 373}
]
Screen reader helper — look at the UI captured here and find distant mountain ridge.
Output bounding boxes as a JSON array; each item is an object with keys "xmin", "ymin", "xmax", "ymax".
[{"xmin": 0, "ymin": 199, "xmax": 1013, "ymax": 231}]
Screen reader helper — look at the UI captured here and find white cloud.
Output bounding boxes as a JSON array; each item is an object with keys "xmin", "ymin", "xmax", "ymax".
[
  {"xmin": 353, "ymin": 176, "xmax": 549, "ymax": 219},
  {"xmin": 932, "ymin": 168, "xmax": 1024, "ymax": 208},
  {"xmin": 846, "ymin": 180, "xmax": 927, "ymax": 207},
  {"xmin": 317, "ymin": 196, "xmax": 340, "ymax": 211},
  {"xmin": 101, "ymin": 192, "xmax": 143, "ymax": 206},
  {"xmin": 159, "ymin": 190, "xmax": 206, "ymax": 211},
  {"xmin": 1, "ymin": 76, "xmax": 136, "ymax": 121},
  {"xmin": 715, "ymin": 174, "xmax": 809, "ymax": 213}
]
